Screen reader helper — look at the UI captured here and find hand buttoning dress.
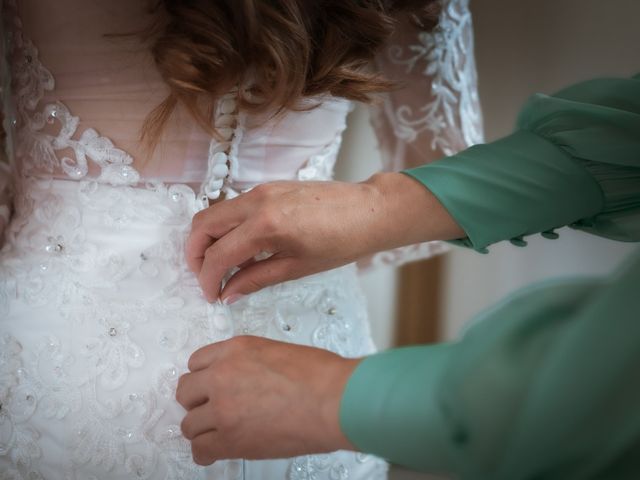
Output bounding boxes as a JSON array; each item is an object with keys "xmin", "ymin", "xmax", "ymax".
[{"xmin": 0, "ymin": 0, "xmax": 482, "ymax": 478}]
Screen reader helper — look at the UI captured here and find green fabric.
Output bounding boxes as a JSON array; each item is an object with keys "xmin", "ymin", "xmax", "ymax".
[
  {"xmin": 341, "ymin": 248, "xmax": 640, "ymax": 479},
  {"xmin": 341, "ymin": 345, "xmax": 454, "ymax": 472},
  {"xmin": 404, "ymin": 75, "xmax": 640, "ymax": 251},
  {"xmin": 340, "ymin": 75, "xmax": 640, "ymax": 477}
]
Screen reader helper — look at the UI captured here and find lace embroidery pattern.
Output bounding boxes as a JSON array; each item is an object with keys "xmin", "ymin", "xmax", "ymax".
[
  {"xmin": 289, "ymin": 452, "xmax": 387, "ymax": 480},
  {"xmin": 385, "ymin": 0, "xmax": 483, "ymax": 156},
  {"xmin": 297, "ymin": 133, "xmax": 343, "ymax": 182},
  {"xmin": 364, "ymin": 240, "xmax": 451, "ymax": 270},
  {"xmin": 0, "ymin": 180, "xmax": 380, "ymax": 477},
  {"xmin": 5, "ymin": 0, "xmax": 139, "ymax": 187}
]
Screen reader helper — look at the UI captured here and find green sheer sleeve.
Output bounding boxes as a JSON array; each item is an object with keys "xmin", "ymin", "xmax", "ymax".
[
  {"xmin": 403, "ymin": 75, "xmax": 640, "ymax": 252},
  {"xmin": 340, "ymin": 248, "xmax": 640, "ymax": 479}
]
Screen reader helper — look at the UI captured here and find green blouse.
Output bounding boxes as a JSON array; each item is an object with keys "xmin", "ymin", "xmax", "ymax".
[
  {"xmin": 340, "ymin": 75, "xmax": 640, "ymax": 479},
  {"xmin": 405, "ymin": 75, "xmax": 640, "ymax": 252}
]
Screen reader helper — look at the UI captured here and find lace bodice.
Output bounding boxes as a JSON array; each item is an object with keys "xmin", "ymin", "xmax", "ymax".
[{"xmin": 0, "ymin": 0, "xmax": 483, "ymax": 262}]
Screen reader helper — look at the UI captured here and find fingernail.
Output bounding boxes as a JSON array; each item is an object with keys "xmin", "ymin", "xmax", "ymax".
[{"xmin": 222, "ymin": 294, "xmax": 243, "ymax": 306}]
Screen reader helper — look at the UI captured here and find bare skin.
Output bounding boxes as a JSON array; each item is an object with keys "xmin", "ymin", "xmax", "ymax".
[
  {"xmin": 177, "ymin": 336, "xmax": 360, "ymax": 465},
  {"xmin": 186, "ymin": 171, "xmax": 462, "ymax": 303}
]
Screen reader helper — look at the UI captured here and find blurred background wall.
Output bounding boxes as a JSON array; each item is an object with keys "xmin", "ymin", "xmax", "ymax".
[
  {"xmin": 444, "ymin": 0, "xmax": 639, "ymax": 340},
  {"xmin": 336, "ymin": 0, "xmax": 640, "ymax": 352}
]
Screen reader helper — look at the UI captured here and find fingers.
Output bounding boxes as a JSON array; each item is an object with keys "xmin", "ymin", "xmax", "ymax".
[
  {"xmin": 198, "ymin": 222, "xmax": 265, "ymax": 302},
  {"xmin": 220, "ymin": 256, "xmax": 301, "ymax": 300},
  {"xmin": 185, "ymin": 228, "xmax": 216, "ymax": 277},
  {"xmin": 190, "ymin": 430, "xmax": 219, "ymax": 466},
  {"xmin": 176, "ymin": 370, "xmax": 210, "ymax": 410},
  {"xmin": 188, "ymin": 341, "xmax": 228, "ymax": 372},
  {"xmin": 181, "ymin": 401, "xmax": 217, "ymax": 440},
  {"xmin": 186, "ymin": 199, "xmax": 248, "ymax": 275}
]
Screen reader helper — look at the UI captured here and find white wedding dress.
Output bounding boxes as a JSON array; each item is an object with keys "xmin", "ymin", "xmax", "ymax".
[{"xmin": 0, "ymin": 0, "xmax": 482, "ymax": 478}]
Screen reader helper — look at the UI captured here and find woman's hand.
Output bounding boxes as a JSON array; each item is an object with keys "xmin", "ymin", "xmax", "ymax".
[
  {"xmin": 177, "ymin": 336, "xmax": 360, "ymax": 464},
  {"xmin": 186, "ymin": 172, "xmax": 462, "ymax": 302}
]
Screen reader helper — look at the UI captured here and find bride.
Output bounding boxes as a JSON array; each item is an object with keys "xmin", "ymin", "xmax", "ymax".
[{"xmin": 0, "ymin": 0, "xmax": 482, "ymax": 478}]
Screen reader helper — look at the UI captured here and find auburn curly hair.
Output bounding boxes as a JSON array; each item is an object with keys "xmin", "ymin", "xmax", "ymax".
[{"xmin": 141, "ymin": 0, "xmax": 441, "ymax": 146}]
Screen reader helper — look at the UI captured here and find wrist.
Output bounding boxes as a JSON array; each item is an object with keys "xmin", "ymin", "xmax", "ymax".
[
  {"xmin": 363, "ymin": 172, "xmax": 438, "ymax": 247},
  {"xmin": 363, "ymin": 172, "xmax": 464, "ymax": 246},
  {"xmin": 319, "ymin": 355, "xmax": 362, "ymax": 452}
]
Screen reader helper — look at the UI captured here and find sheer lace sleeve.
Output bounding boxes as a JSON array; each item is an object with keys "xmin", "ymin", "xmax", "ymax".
[{"xmin": 363, "ymin": 0, "xmax": 484, "ymax": 268}]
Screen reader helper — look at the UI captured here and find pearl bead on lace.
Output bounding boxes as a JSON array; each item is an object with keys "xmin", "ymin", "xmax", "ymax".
[
  {"xmin": 45, "ymin": 236, "xmax": 65, "ymax": 254},
  {"xmin": 68, "ymin": 166, "xmax": 84, "ymax": 179}
]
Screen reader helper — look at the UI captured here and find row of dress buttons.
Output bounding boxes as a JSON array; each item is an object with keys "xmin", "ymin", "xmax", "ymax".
[{"xmin": 204, "ymin": 92, "xmax": 239, "ymax": 200}]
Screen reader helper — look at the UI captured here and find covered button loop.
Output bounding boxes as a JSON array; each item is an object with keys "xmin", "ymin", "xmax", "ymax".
[
  {"xmin": 207, "ymin": 300, "xmax": 233, "ymax": 341},
  {"xmin": 509, "ymin": 235, "xmax": 528, "ymax": 247},
  {"xmin": 541, "ymin": 228, "xmax": 560, "ymax": 240},
  {"xmin": 202, "ymin": 89, "xmax": 240, "ymax": 202}
]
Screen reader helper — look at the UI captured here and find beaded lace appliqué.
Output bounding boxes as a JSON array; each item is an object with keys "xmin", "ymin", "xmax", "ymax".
[
  {"xmin": 385, "ymin": 0, "xmax": 483, "ymax": 156},
  {"xmin": 6, "ymin": 0, "xmax": 140, "ymax": 187}
]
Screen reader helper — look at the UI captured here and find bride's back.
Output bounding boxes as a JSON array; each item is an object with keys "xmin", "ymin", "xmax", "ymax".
[{"xmin": 8, "ymin": 0, "xmax": 352, "ymax": 192}]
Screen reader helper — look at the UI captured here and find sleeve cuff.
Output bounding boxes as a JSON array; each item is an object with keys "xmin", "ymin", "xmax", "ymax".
[
  {"xmin": 403, "ymin": 130, "xmax": 604, "ymax": 251},
  {"xmin": 340, "ymin": 344, "xmax": 456, "ymax": 472}
]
